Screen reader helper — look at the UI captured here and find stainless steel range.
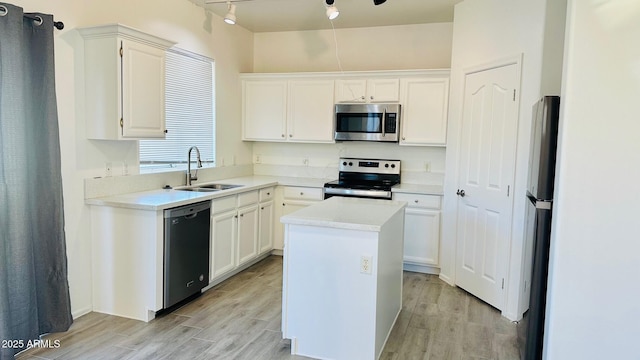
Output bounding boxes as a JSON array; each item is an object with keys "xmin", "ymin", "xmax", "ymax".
[{"xmin": 323, "ymin": 157, "xmax": 401, "ymax": 200}]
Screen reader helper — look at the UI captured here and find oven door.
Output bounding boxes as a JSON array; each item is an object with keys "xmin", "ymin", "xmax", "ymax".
[{"xmin": 334, "ymin": 104, "xmax": 400, "ymax": 142}]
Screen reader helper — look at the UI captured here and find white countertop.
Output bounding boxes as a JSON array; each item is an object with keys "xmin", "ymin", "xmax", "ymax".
[
  {"xmin": 85, "ymin": 174, "xmax": 442, "ymax": 211},
  {"xmin": 280, "ymin": 196, "xmax": 407, "ymax": 232}
]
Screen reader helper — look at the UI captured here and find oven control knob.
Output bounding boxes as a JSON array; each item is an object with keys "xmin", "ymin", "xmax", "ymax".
[
  {"xmin": 391, "ymin": 164, "xmax": 396, "ymax": 168},
  {"xmin": 342, "ymin": 161, "xmax": 347, "ymax": 166},
  {"xmin": 348, "ymin": 162, "xmax": 353, "ymax": 166},
  {"xmin": 385, "ymin": 164, "xmax": 389, "ymax": 168}
]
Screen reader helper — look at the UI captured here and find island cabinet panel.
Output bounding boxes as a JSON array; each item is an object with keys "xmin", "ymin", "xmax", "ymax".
[
  {"xmin": 281, "ymin": 197, "xmax": 405, "ymax": 360},
  {"xmin": 273, "ymin": 185, "xmax": 324, "ymax": 252}
]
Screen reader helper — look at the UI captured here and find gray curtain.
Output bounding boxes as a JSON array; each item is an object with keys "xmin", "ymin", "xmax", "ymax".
[{"xmin": 0, "ymin": 3, "xmax": 72, "ymax": 359}]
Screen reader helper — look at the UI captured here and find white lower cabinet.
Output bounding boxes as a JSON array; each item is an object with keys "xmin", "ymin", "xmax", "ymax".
[
  {"xmin": 393, "ymin": 192, "xmax": 442, "ymax": 272},
  {"xmin": 237, "ymin": 204, "xmax": 259, "ymax": 266},
  {"xmin": 210, "ymin": 209, "xmax": 237, "ymax": 281},
  {"xmin": 273, "ymin": 186, "xmax": 324, "ymax": 251},
  {"xmin": 258, "ymin": 187, "xmax": 275, "ymax": 255},
  {"xmin": 210, "ymin": 188, "xmax": 275, "ymax": 283}
]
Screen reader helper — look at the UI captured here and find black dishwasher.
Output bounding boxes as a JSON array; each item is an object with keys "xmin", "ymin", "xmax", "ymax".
[{"xmin": 164, "ymin": 201, "xmax": 210, "ymax": 309}]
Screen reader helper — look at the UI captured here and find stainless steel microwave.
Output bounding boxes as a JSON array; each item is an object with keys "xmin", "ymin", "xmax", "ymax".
[{"xmin": 334, "ymin": 103, "xmax": 401, "ymax": 142}]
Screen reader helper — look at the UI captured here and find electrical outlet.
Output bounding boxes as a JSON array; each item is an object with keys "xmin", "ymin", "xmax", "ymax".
[
  {"xmin": 360, "ymin": 255, "xmax": 373, "ymax": 274},
  {"xmin": 424, "ymin": 161, "xmax": 431, "ymax": 172},
  {"xmin": 255, "ymin": 154, "xmax": 262, "ymax": 164},
  {"xmin": 105, "ymin": 162, "xmax": 112, "ymax": 177},
  {"xmin": 220, "ymin": 157, "xmax": 225, "ymax": 167},
  {"xmin": 303, "ymin": 157, "xmax": 309, "ymax": 166}
]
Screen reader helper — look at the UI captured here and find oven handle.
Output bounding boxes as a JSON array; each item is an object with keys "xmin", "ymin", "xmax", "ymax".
[{"xmin": 324, "ymin": 187, "xmax": 392, "ymax": 199}]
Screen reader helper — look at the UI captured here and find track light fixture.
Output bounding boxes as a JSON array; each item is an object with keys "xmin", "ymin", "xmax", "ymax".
[
  {"xmin": 373, "ymin": 0, "xmax": 387, "ymax": 4},
  {"xmin": 224, "ymin": 1, "xmax": 236, "ymax": 25},
  {"xmin": 325, "ymin": 0, "xmax": 339, "ymax": 20}
]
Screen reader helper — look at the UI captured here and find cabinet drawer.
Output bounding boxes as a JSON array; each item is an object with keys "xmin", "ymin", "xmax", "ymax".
[
  {"xmin": 259, "ymin": 187, "xmax": 275, "ymax": 202},
  {"xmin": 393, "ymin": 193, "xmax": 441, "ymax": 209},
  {"xmin": 212, "ymin": 195, "xmax": 237, "ymax": 214},
  {"xmin": 238, "ymin": 190, "xmax": 259, "ymax": 207},
  {"xmin": 283, "ymin": 186, "xmax": 323, "ymax": 201}
]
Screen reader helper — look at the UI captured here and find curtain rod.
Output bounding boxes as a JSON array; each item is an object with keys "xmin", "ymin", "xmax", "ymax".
[
  {"xmin": 0, "ymin": 5, "xmax": 64, "ymax": 30},
  {"xmin": 23, "ymin": 13, "xmax": 65, "ymax": 30}
]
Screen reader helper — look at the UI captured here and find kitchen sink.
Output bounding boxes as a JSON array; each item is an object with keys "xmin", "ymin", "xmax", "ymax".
[
  {"xmin": 174, "ymin": 184, "xmax": 243, "ymax": 192},
  {"xmin": 175, "ymin": 187, "xmax": 220, "ymax": 192},
  {"xmin": 198, "ymin": 184, "xmax": 243, "ymax": 190}
]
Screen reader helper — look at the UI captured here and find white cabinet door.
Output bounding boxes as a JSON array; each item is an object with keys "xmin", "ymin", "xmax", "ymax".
[
  {"xmin": 335, "ymin": 79, "xmax": 367, "ymax": 103},
  {"xmin": 288, "ymin": 80, "xmax": 335, "ymax": 142},
  {"xmin": 258, "ymin": 200, "xmax": 274, "ymax": 254},
  {"xmin": 366, "ymin": 78, "xmax": 400, "ymax": 103},
  {"xmin": 79, "ymin": 25, "xmax": 174, "ymax": 140},
  {"xmin": 242, "ymin": 80, "xmax": 288, "ymax": 141},
  {"xmin": 335, "ymin": 78, "xmax": 399, "ymax": 103},
  {"xmin": 121, "ymin": 39, "xmax": 167, "ymax": 139},
  {"xmin": 403, "ymin": 208, "xmax": 441, "ymax": 266},
  {"xmin": 210, "ymin": 210, "xmax": 237, "ymax": 281},
  {"xmin": 400, "ymin": 77, "xmax": 449, "ymax": 146},
  {"xmin": 237, "ymin": 204, "xmax": 259, "ymax": 266}
]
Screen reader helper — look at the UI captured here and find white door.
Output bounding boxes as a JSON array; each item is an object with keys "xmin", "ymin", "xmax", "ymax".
[{"xmin": 455, "ymin": 63, "xmax": 519, "ymax": 310}]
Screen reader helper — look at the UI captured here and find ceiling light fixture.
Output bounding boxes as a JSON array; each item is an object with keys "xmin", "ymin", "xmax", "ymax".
[
  {"xmin": 325, "ymin": 0, "xmax": 339, "ymax": 20},
  {"xmin": 224, "ymin": 1, "xmax": 236, "ymax": 25}
]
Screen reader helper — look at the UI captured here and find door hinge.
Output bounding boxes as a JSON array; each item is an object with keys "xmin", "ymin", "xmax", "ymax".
[
  {"xmin": 507, "ymin": 185, "xmax": 510, "ymax": 197},
  {"xmin": 502, "ymin": 278, "xmax": 505, "ymax": 289},
  {"xmin": 119, "ymin": 43, "xmax": 123, "ymax": 57},
  {"xmin": 513, "ymin": 89, "xmax": 516, "ymax": 101},
  {"xmin": 120, "ymin": 118, "xmax": 123, "ymax": 128}
]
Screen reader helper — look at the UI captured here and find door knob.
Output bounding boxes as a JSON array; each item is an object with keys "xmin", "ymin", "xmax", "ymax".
[{"xmin": 456, "ymin": 189, "xmax": 466, "ymax": 197}]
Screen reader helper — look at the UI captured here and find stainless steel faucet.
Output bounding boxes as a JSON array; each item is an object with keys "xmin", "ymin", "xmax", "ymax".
[{"xmin": 186, "ymin": 146, "xmax": 202, "ymax": 186}]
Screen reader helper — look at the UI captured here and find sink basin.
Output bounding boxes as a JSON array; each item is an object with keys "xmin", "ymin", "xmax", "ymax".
[
  {"xmin": 198, "ymin": 184, "xmax": 243, "ymax": 190},
  {"xmin": 175, "ymin": 187, "xmax": 220, "ymax": 192},
  {"xmin": 174, "ymin": 184, "xmax": 243, "ymax": 192}
]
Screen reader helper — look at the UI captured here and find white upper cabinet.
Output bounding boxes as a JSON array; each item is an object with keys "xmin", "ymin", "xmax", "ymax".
[
  {"xmin": 400, "ymin": 76, "xmax": 450, "ymax": 146},
  {"xmin": 242, "ymin": 70, "xmax": 450, "ymax": 145},
  {"xmin": 287, "ymin": 80, "xmax": 335, "ymax": 142},
  {"xmin": 242, "ymin": 80, "xmax": 288, "ymax": 141},
  {"xmin": 335, "ymin": 78, "xmax": 400, "ymax": 103},
  {"xmin": 242, "ymin": 77, "xmax": 334, "ymax": 143},
  {"xmin": 78, "ymin": 24, "xmax": 175, "ymax": 140}
]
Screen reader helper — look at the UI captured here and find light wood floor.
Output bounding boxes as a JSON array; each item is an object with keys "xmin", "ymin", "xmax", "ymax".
[{"xmin": 17, "ymin": 256, "xmax": 519, "ymax": 360}]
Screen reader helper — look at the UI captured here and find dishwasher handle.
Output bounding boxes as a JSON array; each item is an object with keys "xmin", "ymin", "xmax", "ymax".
[{"xmin": 164, "ymin": 200, "xmax": 211, "ymax": 219}]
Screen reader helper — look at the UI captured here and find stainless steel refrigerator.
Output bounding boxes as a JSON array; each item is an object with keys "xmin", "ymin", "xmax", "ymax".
[{"xmin": 517, "ymin": 96, "xmax": 560, "ymax": 360}]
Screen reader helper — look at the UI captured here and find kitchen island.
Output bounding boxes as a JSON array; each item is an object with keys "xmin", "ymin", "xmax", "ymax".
[{"xmin": 280, "ymin": 196, "xmax": 406, "ymax": 360}]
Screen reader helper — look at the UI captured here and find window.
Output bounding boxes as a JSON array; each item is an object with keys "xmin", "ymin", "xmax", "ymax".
[{"xmin": 139, "ymin": 48, "xmax": 215, "ymax": 172}]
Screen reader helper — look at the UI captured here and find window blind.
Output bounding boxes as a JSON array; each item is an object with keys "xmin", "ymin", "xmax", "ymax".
[{"xmin": 140, "ymin": 48, "xmax": 215, "ymax": 169}]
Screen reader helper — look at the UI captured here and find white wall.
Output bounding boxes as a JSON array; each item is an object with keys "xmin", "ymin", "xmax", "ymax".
[
  {"xmin": 254, "ymin": 23, "xmax": 453, "ymax": 72},
  {"xmin": 251, "ymin": 23, "xmax": 453, "ymax": 183},
  {"xmin": 441, "ymin": 0, "xmax": 559, "ymax": 320},
  {"xmin": 9, "ymin": 0, "xmax": 254, "ymax": 317},
  {"xmin": 544, "ymin": 1, "xmax": 640, "ymax": 358}
]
